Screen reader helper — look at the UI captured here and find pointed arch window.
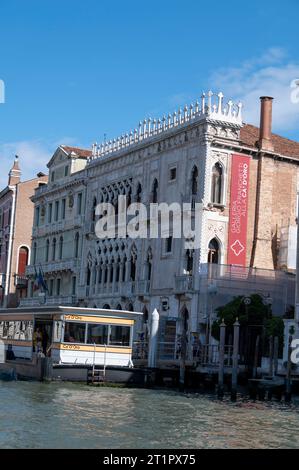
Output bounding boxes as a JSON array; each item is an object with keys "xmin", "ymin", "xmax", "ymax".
[
  {"xmin": 92, "ymin": 197, "xmax": 97, "ymax": 222},
  {"xmin": 186, "ymin": 249, "xmax": 194, "ymax": 275},
  {"xmin": 146, "ymin": 248, "xmax": 152, "ymax": 281},
  {"xmin": 211, "ymin": 162, "xmax": 223, "ymax": 204},
  {"xmin": 136, "ymin": 182, "xmax": 142, "ymax": 203},
  {"xmin": 191, "ymin": 166, "xmax": 198, "ymax": 195},
  {"xmin": 130, "ymin": 248, "xmax": 137, "ymax": 282},
  {"xmin": 208, "ymin": 238, "xmax": 220, "ymax": 264},
  {"xmin": 152, "ymin": 179, "xmax": 158, "ymax": 203}
]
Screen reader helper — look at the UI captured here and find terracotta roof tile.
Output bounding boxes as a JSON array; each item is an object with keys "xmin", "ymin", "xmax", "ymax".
[
  {"xmin": 61, "ymin": 145, "xmax": 92, "ymax": 158},
  {"xmin": 240, "ymin": 124, "xmax": 299, "ymax": 159}
]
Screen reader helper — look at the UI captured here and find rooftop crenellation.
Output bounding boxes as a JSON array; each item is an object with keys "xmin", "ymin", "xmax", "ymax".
[{"xmin": 89, "ymin": 91, "xmax": 243, "ymax": 163}]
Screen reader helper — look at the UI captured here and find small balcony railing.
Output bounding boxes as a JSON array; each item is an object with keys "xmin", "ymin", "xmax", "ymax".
[
  {"xmin": 135, "ymin": 280, "xmax": 150, "ymax": 296},
  {"xmin": 14, "ymin": 275, "xmax": 28, "ymax": 288}
]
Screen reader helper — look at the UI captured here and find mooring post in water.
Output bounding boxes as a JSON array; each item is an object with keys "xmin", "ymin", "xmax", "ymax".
[
  {"xmin": 148, "ymin": 308, "xmax": 160, "ymax": 370},
  {"xmin": 269, "ymin": 335, "xmax": 274, "ymax": 377},
  {"xmin": 285, "ymin": 334, "xmax": 292, "ymax": 402},
  {"xmin": 217, "ymin": 319, "xmax": 226, "ymax": 398},
  {"xmin": 179, "ymin": 308, "xmax": 189, "ymax": 392},
  {"xmin": 273, "ymin": 336, "xmax": 279, "ymax": 376},
  {"xmin": 231, "ymin": 318, "xmax": 240, "ymax": 401},
  {"xmin": 252, "ymin": 335, "xmax": 260, "ymax": 379}
]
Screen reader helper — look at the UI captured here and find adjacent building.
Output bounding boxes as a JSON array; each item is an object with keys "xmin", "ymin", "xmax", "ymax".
[
  {"xmin": 0, "ymin": 157, "xmax": 47, "ymax": 307},
  {"xmin": 22, "ymin": 92, "xmax": 299, "ymax": 352}
]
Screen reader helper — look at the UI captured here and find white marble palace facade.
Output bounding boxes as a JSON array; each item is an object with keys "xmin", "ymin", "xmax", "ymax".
[
  {"xmin": 22, "ymin": 91, "xmax": 298, "ymax": 350},
  {"xmin": 21, "ymin": 92, "xmax": 242, "ymax": 344}
]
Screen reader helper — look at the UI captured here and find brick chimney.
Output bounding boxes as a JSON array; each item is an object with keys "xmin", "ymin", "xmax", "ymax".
[
  {"xmin": 258, "ymin": 96, "xmax": 274, "ymax": 152},
  {"xmin": 8, "ymin": 155, "xmax": 21, "ymax": 186}
]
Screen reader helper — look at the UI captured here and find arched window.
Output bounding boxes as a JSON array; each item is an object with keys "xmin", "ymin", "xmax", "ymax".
[
  {"xmin": 208, "ymin": 238, "xmax": 220, "ymax": 264},
  {"xmin": 186, "ymin": 249, "xmax": 194, "ymax": 275},
  {"xmin": 152, "ymin": 179, "xmax": 158, "ymax": 203},
  {"xmin": 86, "ymin": 267, "xmax": 91, "ymax": 286},
  {"xmin": 116, "ymin": 303, "xmax": 122, "ymax": 311},
  {"xmin": 146, "ymin": 248, "xmax": 152, "ymax": 281},
  {"xmin": 18, "ymin": 246, "xmax": 29, "ymax": 275},
  {"xmin": 211, "ymin": 163, "xmax": 223, "ymax": 204},
  {"xmin": 74, "ymin": 232, "xmax": 79, "ymax": 258},
  {"xmin": 52, "ymin": 238, "xmax": 56, "ymax": 261},
  {"xmin": 46, "ymin": 239, "xmax": 50, "ymax": 262},
  {"xmin": 59, "ymin": 236, "xmax": 63, "ymax": 260},
  {"xmin": 92, "ymin": 197, "xmax": 97, "ymax": 222},
  {"xmin": 191, "ymin": 166, "xmax": 198, "ymax": 195},
  {"xmin": 136, "ymin": 182, "xmax": 142, "ymax": 203},
  {"xmin": 32, "ymin": 243, "xmax": 37, "ymax": 264},
  {"xmin": 130, "ymin": 248, "xmax": 137, "ymax": 281},
  {"xmin": 127, "ymin": 186, "xmax": 132, "ymax": 206},
  {"xmin": 103, "ymin": 303, "xmax": 110, "ymax": 310}
]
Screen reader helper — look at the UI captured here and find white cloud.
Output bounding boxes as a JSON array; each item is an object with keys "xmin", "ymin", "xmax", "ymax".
[
  {"xmin": 0, "ymin": 140, "xmax": 51, "ymax": 188},
  {"xmin": 0, "ymin": 136, "xmax": 80, "ymax": 189},
  {"xmin": 209, "ymin": 47, "xmax": 299, "ymax": 133}
]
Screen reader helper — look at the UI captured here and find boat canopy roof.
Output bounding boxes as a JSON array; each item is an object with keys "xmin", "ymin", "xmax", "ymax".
[{"xmin": 0, "ymin": 306, "xmax": 143, "ymax": 320}]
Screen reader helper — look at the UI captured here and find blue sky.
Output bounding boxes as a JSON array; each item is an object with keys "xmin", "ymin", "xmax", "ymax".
[{"xmin": 0, "ymin": 0, "xmax": 299, "ymax": 185}]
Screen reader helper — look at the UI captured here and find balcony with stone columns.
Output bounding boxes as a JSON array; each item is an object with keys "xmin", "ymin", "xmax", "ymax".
[
  {"xmin": 32, "ymin": 215, "xmax": 85, "ymax": 238},
  {"xmin": 20, "ymin": 295, "xmax": 77, "ymax": 307},
  {"xmin": 26, "ymin": 259, "xmax": 80, "ymax": 276},
  {"xmin": 174, "ymin": 275, "xmax": 194, "ymax": 296}
]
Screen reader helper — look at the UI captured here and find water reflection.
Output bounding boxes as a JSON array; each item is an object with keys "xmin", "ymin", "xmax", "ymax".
[{"xmin": 0, "ymin": 381, "xmax": 299, "ymax": 448}]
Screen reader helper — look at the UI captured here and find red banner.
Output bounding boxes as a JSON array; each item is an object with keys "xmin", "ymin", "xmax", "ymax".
[{"xmin": 227, "ymin": 154, "xmax": 250, "ymax": 266}]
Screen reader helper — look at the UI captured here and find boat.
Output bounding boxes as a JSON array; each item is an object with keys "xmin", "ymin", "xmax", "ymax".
[{"xmin": 0, "ymin": 306, "xmax": 144, "ymax": 383}]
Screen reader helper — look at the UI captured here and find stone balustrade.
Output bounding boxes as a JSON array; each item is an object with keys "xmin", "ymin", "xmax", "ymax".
[{"xmin": 89, "ymin": 91, "xmax": 243, "ymax": 163}]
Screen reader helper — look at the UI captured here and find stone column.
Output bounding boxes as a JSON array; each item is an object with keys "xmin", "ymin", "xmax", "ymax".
[
  {"xmin": 107, "ymin": 264, "xmax": 112, "ymax": 292},
  {"xmin": 100, "ymin": 264, "xmax": 106, "ymax": 294},
  {"xmin": 125, "ymin": 258, "xmax": 131, "ymax": 283},
  {"xmin": 112, "ymin": 261, "xmax": 118, "ymax": 293}
]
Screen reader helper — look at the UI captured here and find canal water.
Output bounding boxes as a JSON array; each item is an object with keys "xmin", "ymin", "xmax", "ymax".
[{"xmin": 1, "ymin": 380, "xmax": 299, "ymax": 449}]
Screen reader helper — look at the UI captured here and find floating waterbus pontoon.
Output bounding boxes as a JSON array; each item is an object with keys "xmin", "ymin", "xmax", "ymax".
[{"xmin": 0, "ymin": 306, "xmax": 144, "ymax": 383}]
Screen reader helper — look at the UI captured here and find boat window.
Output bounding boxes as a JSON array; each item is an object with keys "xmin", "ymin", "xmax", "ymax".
[
  {"xmin": 53, "ymin": 321, "xmax": 63, "ymax": 343},
  {"xmin": 0, "ymin": 320, "xmax": 33, "ymax": 341},
  {"xmin": 64, "ymin": 322, "xmax": 86, "ymax": 344},
  {"xmin": 87, "ymin": 324, "xmax": 108, "ymax": 345},
  {"xmin": 109, "ymin": 325, "xmax": 130, "ymax": 346}
]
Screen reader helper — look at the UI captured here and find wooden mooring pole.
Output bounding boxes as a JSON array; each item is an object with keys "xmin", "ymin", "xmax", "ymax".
[
  {"xmin": 217, "ymin": 319, "xmax": 226, "ymax": 398},
  {"xmin": 285, "ymin": 335, "xmax": 292, "ymax": 402},
  {"xmin": 231, "ymin": 318, "xmax": 240, "ymax": 401},
  {"xmin": 252, "ymin": 335, "xmax": 260, "ymax": 379},
  {"xmin": 273, "ymin": 336, "xmax": 279, "ymax": 376},
  {"xmin": 269, "ymin": 335, "xmax": 274, "ymax": 377}
]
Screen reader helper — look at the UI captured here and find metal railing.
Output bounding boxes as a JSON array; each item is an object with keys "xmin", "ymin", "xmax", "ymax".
[
  {"xmin": 198, "ymin": 344, "xmax": 233, "ymax": 367},
  {"xmin": 14, "ymin": 275, "xmax": 28, "ymax": 288},
  {"xmin": 132, "ymin": 341, "xmax": 177, "ymax": 361}
]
